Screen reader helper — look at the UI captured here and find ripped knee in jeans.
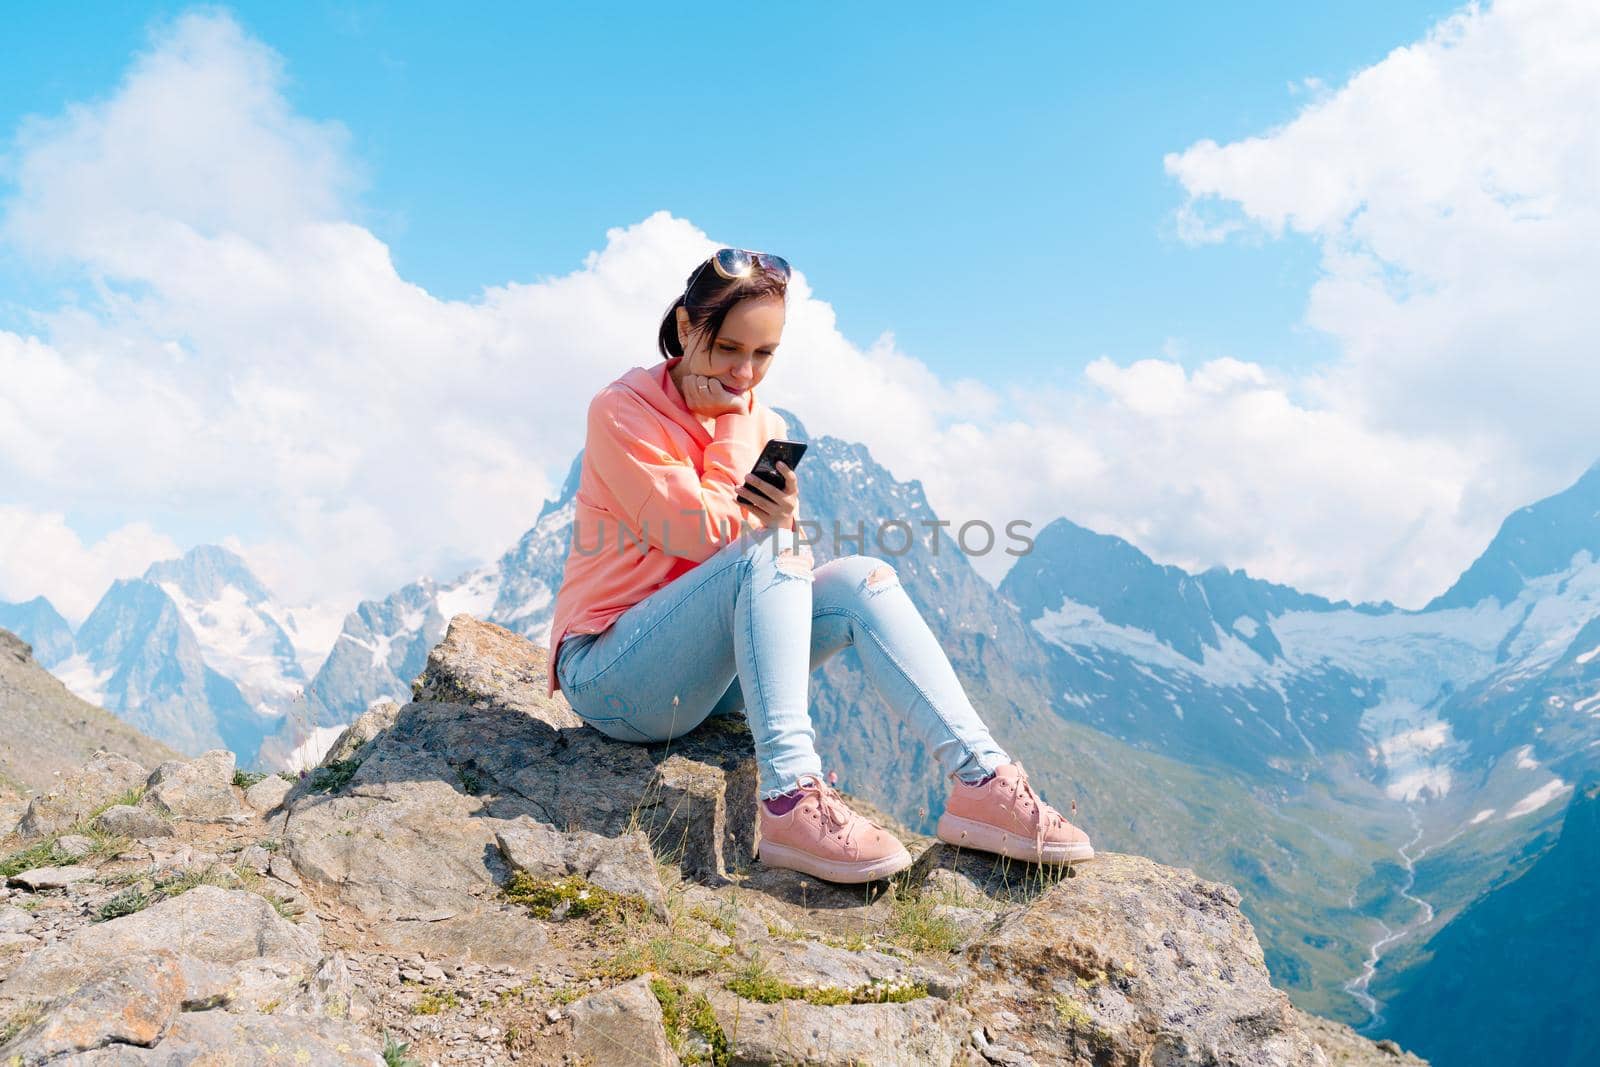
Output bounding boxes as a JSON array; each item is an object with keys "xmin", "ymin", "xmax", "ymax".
[
  {"xmin": 862, "ymin": 563, "xmax": 898, "ymax": 595},
  {"xmin": 775, "ymin": 546, "xmax": 814, "ymax": 579}
]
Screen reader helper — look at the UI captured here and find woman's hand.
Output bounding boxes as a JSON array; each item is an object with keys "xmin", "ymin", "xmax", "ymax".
[
  {"xmin": 737, "ymin": 461, "xmax": 800, "ymax": 531},
  {"xmin": 681, "ymin": 373, "xmax": 749, "ymax": 418}
]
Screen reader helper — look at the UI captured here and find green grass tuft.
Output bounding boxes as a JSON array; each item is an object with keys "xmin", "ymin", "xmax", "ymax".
[
  {"xmin": 651, "ymin": 976, "xmax": 730, "ymax": 1066},
  {"xmin": 501, "ymin": 872, "xmax": 648, "ymax": 924},
  {"xmin": 724, "ymin": 956, "xmax": 928, "ymax": 1007},
  {"xmin": 0, "ymin": 839, "xmax": 69, "ymax": 878},
  {"xmin": 382, "ymin": 1032, "xmax": 422, "ymax": 1067},
  {"xmin": 306, "ymin": 758, "xmax": 363, "ymax": 794},
  {"xmin": 233, "ymin": 769, "xmax": 268, "ymax": 789},
  {"xmin": 412, "ymin": 989, "xmax": 460, "ymax": 1015}
]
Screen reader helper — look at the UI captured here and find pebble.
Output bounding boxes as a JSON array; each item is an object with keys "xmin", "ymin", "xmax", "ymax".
[{"xmin": 422, "ymin": 963, "xmax": 446, "ymax": 981}]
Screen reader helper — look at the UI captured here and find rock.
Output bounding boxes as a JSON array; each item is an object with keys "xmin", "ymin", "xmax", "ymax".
[
  {"xmin": 0, "ymin": 931, "xmax": 39, "ymax": 955},
  {"xmin": 411, "ymin": 616, "xmax": 579, "ymax": 722},
  {"xmin": 0, "ymin": 905, "xmax": 34, "ymax": 933},
  {"xmin": 91, "ymin": 804, "xmax": 174, "ymax": 838},
  {"xmin": 72, "ymin": 1010, "xmax": 386, "ymax": 1064},
  {"xmin": 16, "ymin": 751, "xmax": 147, "ymax": 838},
  {"xmin": 566, "ymin": 975, "xmax": 678, "ymax": 1067},
  {"xmin": 959, "ymin": 850, "xmax": 1327, "ymax": 1066},
  {"xmin": 143, "ymin": 749, "xmax": 244, "ymax": 822},
  {"xmin": 495, "ymin": 824, "xmax": 669, "ymax": 920},
  {"xmin": 282, "ymin": 735, "xmax": 547, "ymax": 963},
  {"xmin": 244, "ymin": 773, "xmax": 293, "ymax": 812},
  {"xmin": 52, "ymin": 834, "xmax": 93, "ymax": 859},
  {"xmin": 643, "ymin": 752, "xmax": 758, "ymax": 882},
  {"xmin": 1293, "ymin": 1008, "xmax": 1429, "ymax": 1065},
  {"xmin": 282, "ymin": 616, "xmax": 755, "ymax": 959},
  {"xmin": 7, "ymin": 866, "xmax": 97, "ymax": 890},
  {"xmin": 268, "ymin": 853, "xmax": 302, "ymax": 887},
  {"xmin": 705, "ymin": 989, "xmax": 971, "ymax": 1066},
  {"xmin": 0, "ymin": 951, "xmax": 189, "ymax": 1062},
  {"xmin": 0, "ymin": 886, "xmax": 318, "ymax": 1009},
  {"xmin": 238, "ymin": 844, "xmax": 271, "ymax": 873},
  {"xmin": 318, "ymin": 699, "xmax": 402, "ymax": 767}
]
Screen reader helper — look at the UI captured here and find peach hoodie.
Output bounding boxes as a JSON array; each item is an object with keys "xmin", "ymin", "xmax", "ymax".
[{"xmin": 545, "ymin": 355, "xmax": 794, "ymax": 697}]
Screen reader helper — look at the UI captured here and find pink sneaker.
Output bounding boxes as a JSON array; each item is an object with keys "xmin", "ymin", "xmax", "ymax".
[
  {"xmin": 757, "ymin": 774, "xmax": 913, "ymax": 883},
  {"xmin": 937, "ymin": 762, "xmax": 1094, "ymax": 865}
]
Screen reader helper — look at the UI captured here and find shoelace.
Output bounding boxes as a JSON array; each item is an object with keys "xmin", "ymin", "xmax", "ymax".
[
  {"xmin": 796, "ymin": 774, "xmax": 852, "ymax": 831},
  {"xmin": 1009, "ymin": 763, "xmax": 1068, "ymax": 855}
]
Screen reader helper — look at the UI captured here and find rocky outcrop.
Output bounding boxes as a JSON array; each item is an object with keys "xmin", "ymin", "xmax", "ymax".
[
  {"xmin": 15, "ymin": 753, "xmax": 149, "ymax": 840},
  {"xmin": 0, "ymin": 615, "xmax": 1425, "ymax": 1065}
]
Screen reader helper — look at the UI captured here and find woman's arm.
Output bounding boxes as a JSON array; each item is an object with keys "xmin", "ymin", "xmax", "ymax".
[{"xmin": 585, "ymin": 389, "xmax": 762, "ymax": 563}]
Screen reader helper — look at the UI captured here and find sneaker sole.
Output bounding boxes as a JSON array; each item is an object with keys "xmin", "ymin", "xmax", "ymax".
[
  {"xmin": 757, "ymin": 840, "xmax": 913, "ymax": 884},
  {"xmin": 936, "ymin": 813, "xmax": 1095, "ymax": 865}
]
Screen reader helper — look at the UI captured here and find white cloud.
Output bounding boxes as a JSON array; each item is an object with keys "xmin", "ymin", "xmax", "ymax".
[
  {"xmin": 0, "ymin": 509, "xmax": 179, "ymax": 622},
  {"xmin": 1165, "ymin": 0, "xmax": 1600, "ymax": 516},
  {"xmin": 4, "ymin": 0, "xmax": 1597, "ymax": 641}
]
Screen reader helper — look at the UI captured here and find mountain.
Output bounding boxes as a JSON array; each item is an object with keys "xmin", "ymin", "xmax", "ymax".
[
  {"xmin": 0, "ymin": 597, "xmax": 75, "ymax": 666},
  {"xmin": 1426, "ymin": 459, "xmax": 1600, "ymax": 611},
  {"xmin": 55, "ymin": 546, "xmax": 313, "ymax": 759},
  {"xmin": 0, "ymin": 627, "xmax": 179, "ymax": 803},
  {"xmin": 1383, "ymin": 778, "xmax": 1600, "ymax": 1066},
  {"xmin": 143, "ymin": 544, "xmax": 310, "ymax": 710}
]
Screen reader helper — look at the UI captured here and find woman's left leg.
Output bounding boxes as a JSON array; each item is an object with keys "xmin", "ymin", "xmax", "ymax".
[{"xmin": 707, "ymin": 553, "xmax": 1011, "ymax": 783}]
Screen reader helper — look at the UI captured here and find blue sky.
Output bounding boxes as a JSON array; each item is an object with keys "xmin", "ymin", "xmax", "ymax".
[{"xmin": 0, "ymin": 1, "xmax": 1459, "ymax": 383}]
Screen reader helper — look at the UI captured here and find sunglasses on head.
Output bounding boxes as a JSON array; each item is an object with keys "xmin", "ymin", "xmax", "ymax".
[{"xmin": 685, "ymin": 247, "xmax": 791, "ymax": 304}]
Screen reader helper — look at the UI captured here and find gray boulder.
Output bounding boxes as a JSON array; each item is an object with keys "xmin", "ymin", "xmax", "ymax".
[
  {"xmin": 0, "ymin": 885, "xmax": 317, "ymax": 1010},
  {"xmin": 705, "ymin": 990, "xmax": 971, "ymax": 1066},
  {"xmin": 281, "ymin": 615, "xmax": 755, "ymax": 960},
  {"xmin": 7, "ymin": 866, "xmax": 97, "ymax": 891},
  {"xmin": 143, "ymin": 749, "xmax": 244, "ymax": 822},
  {"xmin": 92, "ymin": 804, "xmax": 173, "ymax": 839},
  {"xmin": 70, "ymin": 1011, "xmax": 384, "ymax": 1065},
  {"xmin": 16, "ymin": 752, "xmax": 147, "ymax": 838},
  {"xmin": 959, "ymin": 849, "xmax": 1327, "ymax": 1066},
  {"xmin": 244, "ymin": 773, "xmax": 293, "ymax": 812},
  {"xmin": 567, "ymin": 975, "xmax": 679, "ymax": 1067},
  {"xmin": 495, "ymin": 823, "xmax": 668, "ymax": 921}
]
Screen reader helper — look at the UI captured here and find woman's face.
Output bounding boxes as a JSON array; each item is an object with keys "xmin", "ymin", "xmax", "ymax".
[{"xmin": 673, "ymin": 294, "xmax": 785, "ymax": 399}]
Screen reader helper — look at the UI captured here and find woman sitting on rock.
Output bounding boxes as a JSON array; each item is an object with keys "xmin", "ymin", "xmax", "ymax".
[{"xmin": 545, "ymin": 247, "xmax": 1093, "ymax": 884}]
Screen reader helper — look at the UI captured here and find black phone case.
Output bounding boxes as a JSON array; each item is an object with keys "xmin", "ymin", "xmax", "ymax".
[{"xmin": 749, "ymin": 439, "xmax": 808, "ymax": 490}]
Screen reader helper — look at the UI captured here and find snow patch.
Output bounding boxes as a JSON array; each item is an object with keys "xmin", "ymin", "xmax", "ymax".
[
  {"xmin": 1233, "ymin": 616, "xmax": 1259, "ymax": 638},
  {"xmin": 1577, "ymin": 642, "xmax": 1600, "ymax": 665},
  {"xmin": 1468, "ymin": 809, "xmax": 1496, "ymax": 825},
  {"xmin": 283, "ymin": 725, "xmax": 349, "ymax": 773},
  {"xmin": 438, "ymin": 564, "xmax": 502, "ymax": 621},
  {"xmin": 1505, "ymin": 779, "xmax": 1573, "ymax": 819},
  {"xmin": 1514, "ymin": 744, "xmax": 1539, "ymax": 770}
]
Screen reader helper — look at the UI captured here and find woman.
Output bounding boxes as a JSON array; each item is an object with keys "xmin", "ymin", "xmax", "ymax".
[{"xmin": 546, "ymin": 247, "xmax": 1093, "ymax": 883}]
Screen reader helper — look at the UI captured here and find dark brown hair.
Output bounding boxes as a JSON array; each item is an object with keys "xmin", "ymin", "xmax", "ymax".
[{"xmin": 656, "ymin": 256, "xmax": 789, "ymax": 361}]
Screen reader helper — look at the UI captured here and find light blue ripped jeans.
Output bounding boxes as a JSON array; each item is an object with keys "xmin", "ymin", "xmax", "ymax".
[{"xmin": 555, "ymin": 524, "xmax": 1011, "ymax": 799}]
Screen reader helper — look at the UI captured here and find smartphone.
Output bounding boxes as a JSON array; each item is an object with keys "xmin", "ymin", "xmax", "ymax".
[{"xmin": 743, "ymin": 439, "xmax": 807, "ymax": 500}]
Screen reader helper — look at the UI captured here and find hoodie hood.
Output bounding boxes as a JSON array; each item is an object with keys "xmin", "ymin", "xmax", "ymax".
[{"xmin": 616, "ymin": 356, "xmax": 758, "ymax": 450}]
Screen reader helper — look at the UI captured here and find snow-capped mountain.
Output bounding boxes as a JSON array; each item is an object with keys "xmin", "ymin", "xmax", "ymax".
[
  {"xmin": 3, "ymin": 546, "xmax": 315, "ymax": 758},
  {"xmin": 143, "ymin": 545, "xmax": 309, "ymax": 717}
]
